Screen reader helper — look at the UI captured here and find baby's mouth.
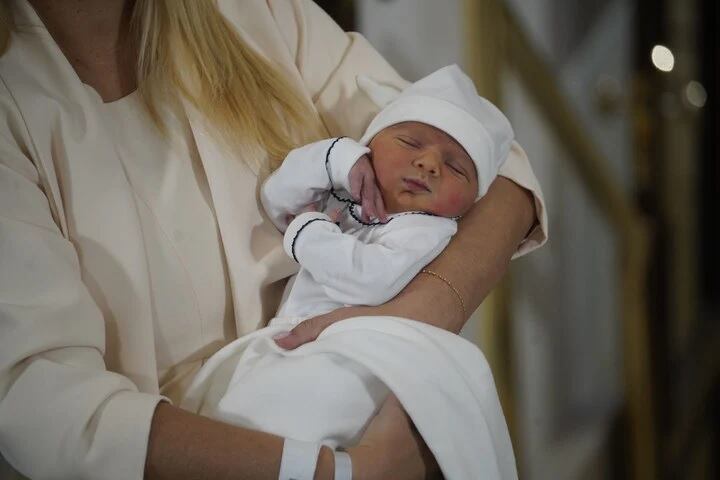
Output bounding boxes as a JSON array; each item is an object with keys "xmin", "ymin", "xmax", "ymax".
[{"xmin": 403, "ymin": 177, "xmax": 431, "ymax": 193}]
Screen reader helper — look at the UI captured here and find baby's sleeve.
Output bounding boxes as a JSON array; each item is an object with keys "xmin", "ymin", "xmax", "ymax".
[
  {"xmin": 283, "ymin": 213, "xmax": 458, "ymax": 306},
  {"xmin": 261, "ymin": 137, "xmax": 369, "ymax": 232}
]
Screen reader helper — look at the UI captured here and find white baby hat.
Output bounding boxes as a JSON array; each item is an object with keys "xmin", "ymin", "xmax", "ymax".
[{"xmin": 357, "ymin": 65, "xmax": 514, "ymax": 198}]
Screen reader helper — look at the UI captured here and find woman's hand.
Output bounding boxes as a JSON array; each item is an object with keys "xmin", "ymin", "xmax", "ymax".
[
  {"xmin": 348, "ymin": 394, "xmax": 441, "ymax": 480},
  {"xmin": 273, "ymin": 305, "xmax": 369, "ymax": 350},
  {"xmin": 348, "ymin": 154, "xmax": 388, "ymax": 223},
  {"xmin": 272, "ymin": 272, "xmax": 463, "ymax": 351}
]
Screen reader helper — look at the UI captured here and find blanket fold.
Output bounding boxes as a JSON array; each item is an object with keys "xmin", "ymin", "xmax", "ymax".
[{"xmin": 181, "ymin": 316, "xmax": 518, "ymax": 480}]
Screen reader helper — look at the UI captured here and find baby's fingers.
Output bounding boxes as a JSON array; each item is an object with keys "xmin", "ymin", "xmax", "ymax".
[
  {"xmin": 361, "ymin": 177, "xmax": 377, "ymax": 222},
  {"xmin": 328, "ymin": 208, "xmax": 344, "ymax": 223},
  {"xmin": 299, "ymin": 202, "xmax": 320, "ymax": 214},
  {"xmin": 374, "ymin": 191, "xmax": 388, "ymax": 223},
  {"xmin": 350, "ymin": 173, "xmax": 363, "ymax": 203}
]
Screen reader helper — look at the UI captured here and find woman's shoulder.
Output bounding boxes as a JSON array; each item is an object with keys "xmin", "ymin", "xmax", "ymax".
[
  {"xmin": 219, "ymin": 2, "xmax": 408, "ymax": 140},
  {"xmin": 217, "ymin": 1, "xmax": 351, "ymax": 79},
  {"xmin": 216, "ymin": 0, "xmax": 325, "ymax": 62}
]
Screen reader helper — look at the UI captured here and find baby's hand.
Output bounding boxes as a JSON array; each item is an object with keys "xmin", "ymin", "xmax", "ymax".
[
  {"xmin": 285, "ymin": 202, "xmax": 320, "ymax": 225},
  {"xmin": 327, "ymin": 207, "xmax": 344, "ymax": 223},
  {"xmin": 348, "ymin": 154, "xmax": 388, "ymax": 223},
  {"xmin": 299, "ymin": 203, "xmax": 320, "ymax": 214}
]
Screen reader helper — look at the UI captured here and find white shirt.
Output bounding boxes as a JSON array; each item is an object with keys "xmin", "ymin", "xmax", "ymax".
[{"xmin": 99, "ymin": 92, "xmax": 236, "ymax": 396}]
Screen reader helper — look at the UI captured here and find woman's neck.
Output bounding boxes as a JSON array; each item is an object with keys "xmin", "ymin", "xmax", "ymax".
[{"xmin": 29, "ymin": 0, "xmax": 137, "ymax": 102}]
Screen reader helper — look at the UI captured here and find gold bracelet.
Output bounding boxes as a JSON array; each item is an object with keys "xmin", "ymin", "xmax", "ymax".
[{"xmin": 420, "ymin": 269, "xmax": 467, "ymax": 318}]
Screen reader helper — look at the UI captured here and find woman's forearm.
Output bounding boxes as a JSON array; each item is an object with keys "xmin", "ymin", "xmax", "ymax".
[
  {"xmin": 387, "ymin": 177, "xmax": 536, "ymax": 333},
  {"xmin": 145, "ymin": 403, "xmax": 399, "ymax": 480},
  {"xmin": 145, "ymin": 402, "xmax": 287, "ymax": 480}
]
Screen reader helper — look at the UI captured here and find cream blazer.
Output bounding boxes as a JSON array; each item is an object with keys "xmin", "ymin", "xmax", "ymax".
[{"xmin": 0, "ymin": 0, "xmax": 547, "ymax": 478}]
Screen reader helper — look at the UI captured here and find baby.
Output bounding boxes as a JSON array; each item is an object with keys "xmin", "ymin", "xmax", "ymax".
[
  {"xmin": 183, "ymin": 65, "xmax": 518, "ymax": 480},
  {"xmin": 262, "ymin": 64, "xmax": 513, "ymax": 321}
]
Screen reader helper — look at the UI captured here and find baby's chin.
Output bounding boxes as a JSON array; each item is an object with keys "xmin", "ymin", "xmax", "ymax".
[
  {"xmin": 386, "ymin": 201, "xmax": 472, "ymax": 218},
  {"xmin": 434, "ymin": 199, "xmax": 476, "ymax": 218},
  {"xmin": 382, "ymin": 190, "xmax": 474, "ymax": 218}
]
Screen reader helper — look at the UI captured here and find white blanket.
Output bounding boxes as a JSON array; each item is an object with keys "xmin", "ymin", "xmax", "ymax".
[{"xmin": 181, "ymin": 316, "xmax": 518, "ymax": 480}]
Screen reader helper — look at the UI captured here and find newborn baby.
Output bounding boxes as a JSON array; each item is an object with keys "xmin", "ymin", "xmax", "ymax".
[
  {"xmin": 182, "ymin": 65, "xmax": 518, "ymax": 480},
  {"xmin": 262, "ymin": 64, "xmax": 513, "ymax": 321}
]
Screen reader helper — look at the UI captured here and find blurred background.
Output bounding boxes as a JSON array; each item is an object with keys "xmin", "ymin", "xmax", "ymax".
[{"xmin": 317, "ymin": 1, "xmax": 718, "ymax": 479}]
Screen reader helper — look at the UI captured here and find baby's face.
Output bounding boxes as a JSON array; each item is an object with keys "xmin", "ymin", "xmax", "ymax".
[{"xmin": 368, "ymin": 122, "xmax": 478, "ymax": 217}]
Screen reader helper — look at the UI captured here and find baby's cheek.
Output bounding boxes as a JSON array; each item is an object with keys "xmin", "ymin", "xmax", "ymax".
[{"xmin": 434, "ymin": 191, "xmax": 472, "ymax": 217}]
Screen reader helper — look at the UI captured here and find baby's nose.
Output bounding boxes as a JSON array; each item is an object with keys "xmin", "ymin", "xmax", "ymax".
[{"xmin": 413, "ymin": 153, "xmax": 440, "ymax": 175}]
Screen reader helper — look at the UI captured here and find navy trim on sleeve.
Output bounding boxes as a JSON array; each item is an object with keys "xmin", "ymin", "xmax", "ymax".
[
  {"xmin": 324, "ymin": 136, "xmax": 355, "ymax": 204},
  {"xmin": 291, "ymin": 217, "xmax": 333, "ymax": 263}
]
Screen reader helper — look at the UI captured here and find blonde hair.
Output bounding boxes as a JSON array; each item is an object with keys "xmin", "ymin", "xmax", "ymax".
[{"xmin": 0, "ymin": 0, "xmax": 326, "ymax": 172}]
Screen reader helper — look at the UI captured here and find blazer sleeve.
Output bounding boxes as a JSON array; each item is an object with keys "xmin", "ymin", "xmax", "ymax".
[
  {"xmin": 261, "ymin": 137, "xmax": 370, "ymax": 231},
  {"xmin": 0, "ymin": 86, "xmax": 162, "ymax": 480},
  {"xmin": 283, "ymin": 212, "xmax": 458, "ymax": 306},
  {"xmin": 267, "ymin": 0, "xmax": 548, "ymax": 257}
]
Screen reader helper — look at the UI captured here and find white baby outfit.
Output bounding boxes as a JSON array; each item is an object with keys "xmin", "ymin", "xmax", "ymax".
[
  {"xmin": 182, "ymin": 66, "xmax": 519, "ymax": 480},
  {"xmin": 266, "ymin": 136, "xmax": 458, "ymax": 321}
]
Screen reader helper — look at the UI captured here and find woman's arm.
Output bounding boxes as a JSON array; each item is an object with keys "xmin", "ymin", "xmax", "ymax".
[
  {"xmin": 274, "ymin": 176, "xmax": 536, "ymax": 349},
  {"xmin": 145, "ymin": 403, "xmax": 283, "ymax": 479},
  {"xmin": 146, "ymin": 398, "xmax": 437, "ymax": 480},
  {"xmin": 403, "ymin": 176, "xmax": 537, "ymax": 332}
]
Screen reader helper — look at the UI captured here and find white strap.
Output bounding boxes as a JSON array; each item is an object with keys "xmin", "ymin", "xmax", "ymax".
[
  {"xmin": 334, "ymin": 450, "xmax": 352, "ymax": 480},
  {"xmin": 278, "ymin": 438, "xmax": 321, "ymax": 480}
]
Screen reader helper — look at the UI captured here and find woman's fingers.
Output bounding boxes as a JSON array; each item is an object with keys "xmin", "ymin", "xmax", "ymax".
[{"xmin": 273, "ymin": 310, "xmax": 340, "ymax": 350}]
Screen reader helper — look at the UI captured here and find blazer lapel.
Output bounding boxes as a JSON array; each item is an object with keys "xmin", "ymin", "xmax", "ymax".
[{"xmin": 1, "ymin": 0, "xmax": 161, "ymax": 393}]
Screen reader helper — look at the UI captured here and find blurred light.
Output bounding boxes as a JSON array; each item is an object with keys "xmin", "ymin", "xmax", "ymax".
[
  {"xmin": 684, "ymin": 80, "xmax": 707, "ymax": 108},
  {"xmin": 651, "ymin": 45, "xmax": 675, "ymax": 72}
]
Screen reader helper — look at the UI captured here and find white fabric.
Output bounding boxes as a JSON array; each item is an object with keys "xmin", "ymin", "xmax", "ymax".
[
  {"xmin": 182, "ymin": 317, "xmax": 518, "ymax": 480},
  {"xmin": 278, "ymin": 438, "xmax": 321, "ymax": 480},
  {"xmin": 182, "ymin": 137, "xmax": 516, "ymax": 479},
  {"xmin": 262, "ymin": 137, "xmax": 457, "ymax": 317},
  {"xmin": 358, "ymin": 65, "xmax": 514, "ymax": 198},
  {"xmin": 261, "ymin": 137, "xmax": 368, "ymax": 231},
  {"xmin": 333, "ymin": 450, "xmax": 352, "ymax": 480}
]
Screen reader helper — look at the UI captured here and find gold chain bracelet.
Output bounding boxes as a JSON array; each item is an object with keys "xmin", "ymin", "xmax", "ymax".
[{"xmin": 420, "ymin": 269, "xmax": 467, "ymax": 318}]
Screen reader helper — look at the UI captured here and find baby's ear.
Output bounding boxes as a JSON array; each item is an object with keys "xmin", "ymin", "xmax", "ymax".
[{"xmin": 356, "ymin": 75, "xmax": 402, "ymax": 108}]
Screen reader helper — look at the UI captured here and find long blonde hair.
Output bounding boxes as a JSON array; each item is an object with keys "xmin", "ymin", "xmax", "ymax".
[{"xmin": 1, "ymin": 0, "xmax": 326, "ymax": 172}]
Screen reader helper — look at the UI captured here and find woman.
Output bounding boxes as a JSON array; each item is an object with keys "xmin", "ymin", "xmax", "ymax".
[{"xmin": 0, "ymin": 0, "xmax": 547, "ymax": 479}]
